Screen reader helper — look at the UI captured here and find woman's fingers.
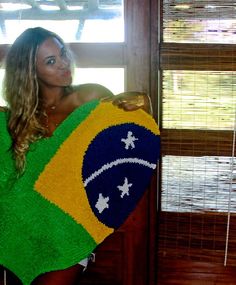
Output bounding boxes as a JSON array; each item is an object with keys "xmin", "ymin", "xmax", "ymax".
[
  {"xmin": 100, "ymin": 92, "xmax": 152, "ymax": 114},
  {"xmin": 113, "ymin": 93, "xmax": 145, "ymax": 108}
]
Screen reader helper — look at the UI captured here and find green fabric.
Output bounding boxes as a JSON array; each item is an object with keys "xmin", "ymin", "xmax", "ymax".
[
  {"xmin": 0, "ymin": 100, "xmax": 99, "ymax": 285},
  {"xmin": 0, "ymin": 112, "xmax": 16, "ymax": 194}
]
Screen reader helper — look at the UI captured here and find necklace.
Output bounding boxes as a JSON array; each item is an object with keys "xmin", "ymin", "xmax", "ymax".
[
  {"xmin": 43, "ymin": 114, "xmax": 58, "ymax": 130},
  {"xmin": 44, "ymin": 89, "xmax": 69, "ymax": 111},
  {"xmin": 43, "ymin": 98, "xmax": 65, "ymax": 130},
  {"xmin": 46, "ymin": 97, "xmax": 64, "ymax": 112}
]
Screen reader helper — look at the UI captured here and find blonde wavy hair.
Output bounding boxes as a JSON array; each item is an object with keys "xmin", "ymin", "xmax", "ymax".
[{"xmin": 3, "ymin": 27, "xmax": 68, "ymax": 172}]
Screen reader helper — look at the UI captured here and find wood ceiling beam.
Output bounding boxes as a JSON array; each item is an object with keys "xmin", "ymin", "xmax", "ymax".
[
  {"xmin": 88, "ymin": 0, "xmax": 99, "ymax": 10},
  {"xmin": 54, "ymin": 0, "xmax": 67, "ymax": 10},
  {"xmin": 25, "ymin": 0, "xmax": 40, "ymax": 9},
  {"xmin": 0, "ymin": 8, "xmax": 121, "ymax": 20}
]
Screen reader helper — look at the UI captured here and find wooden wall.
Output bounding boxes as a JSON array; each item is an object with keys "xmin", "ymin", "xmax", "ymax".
[{"xmin": 157, "ymin": 212, "xmax": 236, "ymax": 284}]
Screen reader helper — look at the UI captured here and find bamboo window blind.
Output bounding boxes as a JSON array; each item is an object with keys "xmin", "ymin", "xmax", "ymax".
[{"xmin": 158, "ymin": 0, "xmax": 236, "ymax": 265}]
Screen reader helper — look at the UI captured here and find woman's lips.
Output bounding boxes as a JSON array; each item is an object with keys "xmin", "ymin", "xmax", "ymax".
[{"xmin": 62, "ymin": 70, "xmax": 71, "ymax": 77}]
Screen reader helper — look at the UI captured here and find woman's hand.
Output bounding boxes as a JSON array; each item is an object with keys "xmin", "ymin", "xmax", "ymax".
[{"xmin": 103, "ymin": 92, "xmax": 153, "ymax": 115}]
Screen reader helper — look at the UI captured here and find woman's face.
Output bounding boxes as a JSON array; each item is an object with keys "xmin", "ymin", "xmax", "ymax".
[{"xmin": 36, "ymin": 37, "xmax": 72, "ymax": 88}]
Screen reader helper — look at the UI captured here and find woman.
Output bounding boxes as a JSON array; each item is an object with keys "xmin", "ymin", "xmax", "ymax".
[{"xmin": 0, "ymin": 27, "xmax": 152, "ymax": 285}]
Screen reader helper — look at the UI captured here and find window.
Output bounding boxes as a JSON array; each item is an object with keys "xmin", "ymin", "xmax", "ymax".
[
  {"xmin": 0, "ymin": 0, "xmax": 126, "ymax": 105},
  {"xmin": 0, "ymin": 0, "xmax": 124, "ymax": 43},
  {"xmin": 159, "ymin": 0, "xmax": 236, "ymax": 266}
]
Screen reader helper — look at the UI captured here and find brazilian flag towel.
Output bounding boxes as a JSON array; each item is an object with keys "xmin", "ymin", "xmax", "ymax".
[{"xmin": 0, "ymin": 100, "xmax": 160, "ymax": 285}]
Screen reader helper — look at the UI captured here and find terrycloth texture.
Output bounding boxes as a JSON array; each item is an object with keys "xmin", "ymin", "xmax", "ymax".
[
  {"xmin": 0, "ymin": 100, "xmax": 160, "ymax": 285},
  {"xmin": 0, "ymin": 111, "xmax": 16, "ymax": 193}
]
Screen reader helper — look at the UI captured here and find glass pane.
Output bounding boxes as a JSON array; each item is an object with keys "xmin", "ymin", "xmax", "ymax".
[
  {"xmin": 162, "ymin": 155, "xmax": 235, "ymax": 213},
  {"xmin": 73, "ymin": 67, "xmax": 124, "ymax": 94},
  {"xmin": 0, "ymin": 0, "xmax": 124, "ymax": 43},
  {"xmin": 163, "ymin": 1, "xmax": 236, "ymax": 43},
  {"xmin": 163, "ymin": 70, "xmax": 236, "ymax": 130},
  {"xmin": 0, "ymin": 68, "xmax": 125, "ymax": 106},
  {"xmin": 160, "ymin": 154, "xmax": 236, "ymax": 263}
]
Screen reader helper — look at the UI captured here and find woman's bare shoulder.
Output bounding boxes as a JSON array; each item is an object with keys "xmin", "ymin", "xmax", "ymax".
[{"xmin": 72, "ymin": 83, "xmax": 114, "ymax": 103}]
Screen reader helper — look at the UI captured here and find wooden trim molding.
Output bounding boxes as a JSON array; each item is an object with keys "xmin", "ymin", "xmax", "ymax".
[
  {"xmin": 0, "ymin": 44, "xmax": 8, "ymax": 65},
  {"xmin": 0, "ymin": 43, "xmax": 125, "ymax": 67},
  {"xmin": 69, "ymin": 43, "xmax": 125, "ymax": 67},
  {"xmin": 161, "ymin": 43, "xmax": 236, "ymax": 71},
  {"xmin": 161, "ymin": 129, "xmax": 233, "ymax": 156}
]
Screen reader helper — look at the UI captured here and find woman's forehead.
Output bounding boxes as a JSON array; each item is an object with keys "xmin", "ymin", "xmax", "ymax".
[{"xmin": 37, "ymin": 37, "xmax": 64, "ymax": 58}]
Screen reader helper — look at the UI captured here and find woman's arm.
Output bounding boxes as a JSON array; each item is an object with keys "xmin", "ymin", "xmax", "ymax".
[{"xmin": 73, "ymin": 84, "xmax": 153, "ymax": 115}]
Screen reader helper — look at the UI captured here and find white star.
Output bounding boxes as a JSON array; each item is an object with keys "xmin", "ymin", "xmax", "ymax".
[
  {"xmin": 95, "ymin": 193, "xmax": 109, "ymax": 213},
  {"xmin": 117, "ymin": 177, "xmax": 133, "ymax": 198},
  {"xmin": 121, "ymin": 131, "xmax": 138, "ymax": 150}
]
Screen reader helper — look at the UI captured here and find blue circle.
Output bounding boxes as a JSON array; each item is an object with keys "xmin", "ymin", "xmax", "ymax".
[{"xmin": 82, "ymin": 123, "xmax": 160, "ymax": 228}]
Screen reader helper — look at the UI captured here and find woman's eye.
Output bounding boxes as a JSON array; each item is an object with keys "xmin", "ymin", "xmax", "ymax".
[{"xmin": 46, "ymin": 58, "xmax": 56, "ymax": 65}]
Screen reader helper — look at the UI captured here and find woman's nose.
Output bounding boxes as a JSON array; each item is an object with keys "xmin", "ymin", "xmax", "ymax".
[{"xmin": 58, "ymin": 57, "xmax": 70, "ymax": 69}]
